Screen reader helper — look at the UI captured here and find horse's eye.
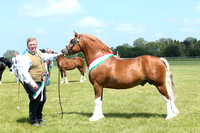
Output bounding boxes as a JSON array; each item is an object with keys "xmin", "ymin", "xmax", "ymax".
[{"xmin": 70, "ymin": 39, "xmax": 76, "ymax": 44}]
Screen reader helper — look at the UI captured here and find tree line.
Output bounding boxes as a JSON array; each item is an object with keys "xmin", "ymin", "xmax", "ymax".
[{"xmin": 111, "ymin": 37, "xmax": 200, "ymax": 58}]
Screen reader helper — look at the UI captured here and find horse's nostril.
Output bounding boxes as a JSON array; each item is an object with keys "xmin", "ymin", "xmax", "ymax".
[{"xmin": 61, "ymin": 49, "xmax": 68, "ymax": 55}]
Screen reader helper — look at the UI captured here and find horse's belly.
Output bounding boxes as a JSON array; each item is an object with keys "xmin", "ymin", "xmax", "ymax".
[{"xmin": 104, "ymin": 76, "xmax": 142, "ymax": 89}]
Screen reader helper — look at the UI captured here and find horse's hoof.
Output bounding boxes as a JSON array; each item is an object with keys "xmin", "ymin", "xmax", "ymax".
[
  {"xmin": 173, "ymin": 108, "xmax": 179, "ymax": 115},
  {"xmin": 0, "ymin": 81, "xmax": 2, "ymax": 84},
  {"xmin": 165, "ymin": 113, "xmax": 177, "ymax": 119},
  {"xmin": 89, "ymin": 115, "xmax": 104, "ymax": 121}
]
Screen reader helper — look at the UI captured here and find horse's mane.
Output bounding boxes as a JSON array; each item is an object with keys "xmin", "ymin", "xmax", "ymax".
[
  {"xmin": 83, "ymin": 34, "xmax": 113, "ymax": 53},
  {"xmin": 0, "ymin": 57, "xmax": 10, "ymax": 63}
]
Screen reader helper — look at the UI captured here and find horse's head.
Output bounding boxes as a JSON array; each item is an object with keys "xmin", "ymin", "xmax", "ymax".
[
  {"xmin": 0, "ymin": 57, "xmax": 12, "ymax": 71},
  {"xmin": 61, "ymin": 32, "xmax": 82, "ymax": 55},
  {"xmin": 7, "ymin": 60, "xmax": 12, "ymax": 68}
]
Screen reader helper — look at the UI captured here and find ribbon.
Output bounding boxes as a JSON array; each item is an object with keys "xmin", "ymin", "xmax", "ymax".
[
  {"xmin": 33, "ymin": 72, "xmax": 46, "ymax": 100},
  {"xmin": 88, "ymin": 53, "xmax": 114, "ymax": 74}
]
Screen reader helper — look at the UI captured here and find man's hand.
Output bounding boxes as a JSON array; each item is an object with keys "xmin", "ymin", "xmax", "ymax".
[{"xmin": 32, "ymin": 84, "xmax": 39, "ymax": 89}]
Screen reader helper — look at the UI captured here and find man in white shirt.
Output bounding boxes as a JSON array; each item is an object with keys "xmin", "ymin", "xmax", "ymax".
[
  {"xmin": 11, "ymin": 51, "xmax": 23, "ymax": 83},
  {"xmin": 19, "ymin": 37, "xmax": 60, "ymax": 126}
]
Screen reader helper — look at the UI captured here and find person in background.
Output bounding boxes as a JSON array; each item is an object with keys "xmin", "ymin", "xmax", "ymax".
[
  {"xmin": 11, "ymin": 51, "xmax": 23, "ymax": 83},
  {"xmin": 46, "ymin": 48, "xmax": 54, "ymax": 78},
  {"xmin": 19, "ymin": 37, "xmax": 61, "ymax": 126}
]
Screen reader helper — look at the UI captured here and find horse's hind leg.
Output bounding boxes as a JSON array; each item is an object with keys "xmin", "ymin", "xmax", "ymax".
[
  {"xmin": 163, "ymin": 95, "xmax": 179, "ymax": 119},
  {"xmin": 78, "ymin": 67, "xmax": 86, "ymax": 82},
  {"xmin": 63, "ymin": 70, "xmax": 68, "ymax": 84},
  {"xmin": 157, "ymin": 85, "xmax": 179, "ymax": 119}
]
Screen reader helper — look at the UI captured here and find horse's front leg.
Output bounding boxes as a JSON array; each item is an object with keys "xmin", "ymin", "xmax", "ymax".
[
  {"xmin": 89, "ymin": 82, "xmax": 104, "ymax": 121},
  {"xmin": 63, "ymin": 70, "xmax": 68, "ymax": 84},
  {"xmin": 60, "ymin": 70, "xmax": 64, "ymax": 84},
  {"xmin": 0, "ymin": 70, "xmax": 3, "ymax": 84}
]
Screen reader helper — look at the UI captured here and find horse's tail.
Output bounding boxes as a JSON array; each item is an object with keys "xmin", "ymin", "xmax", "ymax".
[{"xmin": 160, "ymin": 58, "xmax": 176, "ymax": 101}]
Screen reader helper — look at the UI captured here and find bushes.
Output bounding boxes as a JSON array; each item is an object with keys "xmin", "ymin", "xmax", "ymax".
[
  {"xmin": 114, "ymin": 46, "xmax": 149, "ymax": 58},
  {"xmin": 162, "ymin": 45, "xmax": 182, "ymax": 57}
]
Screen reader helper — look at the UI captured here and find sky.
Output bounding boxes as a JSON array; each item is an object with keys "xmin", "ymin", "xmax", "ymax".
[{"xmin": 1, "ymin": 0, "xmax": 200, "ymax": 56}]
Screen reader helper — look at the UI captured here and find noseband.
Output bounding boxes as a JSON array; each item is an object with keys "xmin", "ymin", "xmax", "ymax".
[{"xmin": 66, "ymin": 34, "xmax": 82, "ymax": 55}]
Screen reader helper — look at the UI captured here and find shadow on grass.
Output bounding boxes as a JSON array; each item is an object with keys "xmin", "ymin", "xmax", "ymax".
[
  {"xmin": 60, "ymin": 112, "xmax": 166, "ymax": 119},
  {"xmin": 16, "ymin": 117, "xmax": 30, "ymax": 124}
]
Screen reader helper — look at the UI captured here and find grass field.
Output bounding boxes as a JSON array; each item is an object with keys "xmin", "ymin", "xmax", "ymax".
[{"xmin": 0, "ymin": 60, "xmax": 200, "ymax": 133}]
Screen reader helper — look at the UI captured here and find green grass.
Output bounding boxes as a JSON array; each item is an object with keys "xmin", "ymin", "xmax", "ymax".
[{"xmin": 0, "ymin": 60, "xmax": 200, "ymax": 132}]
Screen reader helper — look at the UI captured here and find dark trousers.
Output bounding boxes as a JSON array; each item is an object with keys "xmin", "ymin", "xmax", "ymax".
[{"xmin": 24, "ymin": 82, "xmax": 46, "ymax": 124}]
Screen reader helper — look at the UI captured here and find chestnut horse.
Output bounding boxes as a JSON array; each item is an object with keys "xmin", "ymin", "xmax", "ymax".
[
  {"xmin": 56, "ymin": 55, "xmax": 86, "ymax": 84},
  {"xmin": 61, "ymin": 32, "xmax": 179, "ymax": 121}
]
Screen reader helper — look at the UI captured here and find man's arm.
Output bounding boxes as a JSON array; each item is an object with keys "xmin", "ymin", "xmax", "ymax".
[
  {"xmin": 41, "ymin": 52, "xmax": 61, "ymax": 61},
  {"xmin": 18, "ymin": 55, "xmax": 38, "ymax": 88}
]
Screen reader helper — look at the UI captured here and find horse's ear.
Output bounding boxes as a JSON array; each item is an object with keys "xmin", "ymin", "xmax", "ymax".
[{"xmin": 74, "ymin": 31, "xmax": 79, "ymax": 37}]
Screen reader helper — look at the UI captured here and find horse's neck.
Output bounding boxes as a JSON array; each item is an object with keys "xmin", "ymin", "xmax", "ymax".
[{"xmin": 82, "ymin": 41, "xmax": 112, "ymax": 66}]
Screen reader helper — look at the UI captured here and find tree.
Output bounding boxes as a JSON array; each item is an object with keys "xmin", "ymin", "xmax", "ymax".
[
  {"xmin": 163, "ymin": 45, "xmax": 181, "ymax": 57},
  {"xmin": 122, "ymin": 43, "xmax": 132, "ymax": 47},
  {"xmin": 115, "ymin": 46, "xmax": 129, "ymax": 58},
  {"xmin": 158, "ymin": 38, "xmax": 173, "ymax": 45},
  {"xmin": 185, "ymin": 37, "xmax": 197, "ymax": 43},
  {"xmin": 133, "ymin": 38, "xmax": 147, "ymax": 48},
  {"xmin": 3, "ymin": 50, "xmax": 17, "ymax": 60},
  {"xmin": 128, "ymin": 47, "xmax": 150, "ymax": 57},
  {"xmin": 145, "ymin": 42, "xmax": 160, "ymax": 56},
  {"xmin": 188, "ymin": 48, "xmax": 200, "ymax": 56}
]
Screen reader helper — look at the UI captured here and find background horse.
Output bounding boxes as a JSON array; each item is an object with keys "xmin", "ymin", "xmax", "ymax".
[
  {"xmin": 61, "ymin": 32, "xmax": 179, "ymax": 121},
  {"xmin": 0, "ymin": 57, "xmax": 12, "ymax": 84},
  {"xmin": 56, "ymin": 55, "xmax": 86, "ymax": 84}
]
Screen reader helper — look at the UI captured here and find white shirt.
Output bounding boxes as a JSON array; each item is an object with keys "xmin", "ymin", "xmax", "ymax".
[
  {"xmin": 11, "ymin": 55, "xmax": 21, "ymax": 68},
  {"xmin": 19, "ymin": 49, "xmax": 60, "ymax": 86}
]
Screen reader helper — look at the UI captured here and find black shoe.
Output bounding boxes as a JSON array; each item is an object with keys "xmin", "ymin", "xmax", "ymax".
[
  {"xmin": 31, "ymin": 122, "xmax": 45, "ymax": 126},
  {"xmin": 38, "ymin": 118, "xmax": 48, "ymax": 122}
]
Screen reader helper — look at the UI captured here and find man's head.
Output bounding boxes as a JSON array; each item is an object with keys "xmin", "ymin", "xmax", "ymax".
[
  {"xmin": 46, "ymin": 48, "xmax": 51, "ymax": 54},
  {"xmin": 13, "ymin": 51, "xmax": 18, "ymax": 56},
  {"xmin": 27, "ymin": 37, "xmax": 37, "ymax": 53}
]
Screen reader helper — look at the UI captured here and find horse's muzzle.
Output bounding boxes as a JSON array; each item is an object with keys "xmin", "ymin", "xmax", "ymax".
[{"xmin": 61, "ymin": 49, "xmax": 68, "ymax": 55}]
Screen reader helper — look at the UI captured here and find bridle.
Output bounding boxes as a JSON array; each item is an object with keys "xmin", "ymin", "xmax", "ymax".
[{"xmin": 65, "ymin": 34, "xmax": 82, "ymax": 55}]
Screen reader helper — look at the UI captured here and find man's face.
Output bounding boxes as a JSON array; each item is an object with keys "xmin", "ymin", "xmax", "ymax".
[
  {"xmin": 14, "ymin": 52, "xmax": 17, "ymax": 56},
  {"xmin": 46, "ymin": 49, "xmax": 51, "ymax": 53},
  {"xmin": 27, "ymin": 40, "xmax": 37, "ymax": 53}
]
